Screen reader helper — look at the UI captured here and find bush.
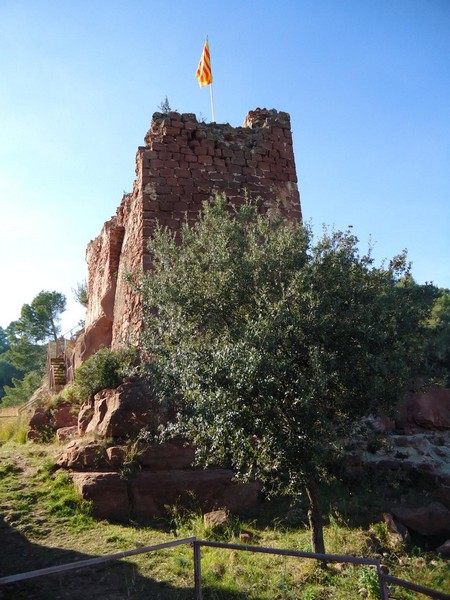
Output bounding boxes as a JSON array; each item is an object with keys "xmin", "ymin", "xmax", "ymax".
[{"xmin": 74, "ymin": 346, "xmax": 137, "ymax": 402}]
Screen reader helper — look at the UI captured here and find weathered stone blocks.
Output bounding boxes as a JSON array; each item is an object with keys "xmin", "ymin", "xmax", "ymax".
[{"xmin": 74, "ymin": 108, "xmax": 301, "ymax": 364}]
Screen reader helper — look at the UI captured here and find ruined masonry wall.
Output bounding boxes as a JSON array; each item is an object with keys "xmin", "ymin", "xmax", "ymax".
[{"xmin": 77, "ymin": 108, "xmax": 302, "ymax": 365}]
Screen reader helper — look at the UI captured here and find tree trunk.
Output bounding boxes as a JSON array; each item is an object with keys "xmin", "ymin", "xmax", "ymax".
[{"xmin": 305, "ymin": 475, "xmax": 326, "ymax": 555}]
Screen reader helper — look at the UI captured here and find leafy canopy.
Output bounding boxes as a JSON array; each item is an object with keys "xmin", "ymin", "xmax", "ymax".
[
  {"xmin": 14, "ymin": 290, "xmax": 66, "ymax": 343},
  {"xmin": 140, "ymin": 197, "xmax": 432, "ymax": 493}
]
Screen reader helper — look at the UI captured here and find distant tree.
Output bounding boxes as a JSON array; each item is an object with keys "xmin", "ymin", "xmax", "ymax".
[
  {"xmin": 0, "ymin": 325, "xmax": 22, "ymax": 401},
  {"xmin": 424, "ymin": 289, "xmax": 450, "ymax": 385},
  {"xmin": 139, "ymin": 197, "xmax": 432, "ymax": 554},
  {"xmin": 5, "ymin": 331, "xmax": 46, "ymax": 374},
  {"xmin": 0, "ymin": 326, "xmax": 8, "ymax": 354},
  {"xmin": 1, "ymin": 371, "xmax": 43, "ymax": 408},
  {"xmin": 1, "ymin": 291, "xmax": 66, "ymax": 406},
  {"xmin": 15, "ymin": 290, "xmax": 66, "ymax": 343}
]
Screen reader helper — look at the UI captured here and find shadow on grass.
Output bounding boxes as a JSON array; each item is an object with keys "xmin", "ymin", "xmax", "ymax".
[{"xmin": 0, "ymin": 517, "xmax": 263, "ymax": 600}]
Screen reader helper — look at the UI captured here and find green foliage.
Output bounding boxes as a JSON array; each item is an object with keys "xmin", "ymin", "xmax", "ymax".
[
  {"xmin": 141, "ymin": 197, "xmax": 431, "ymax": 481},
  {"xmin": 4, "ymin": 333, "xmax": 46, "ymax": 373},
  {"xmin": 74, "ymin": 346, "xmax": 137, "ymax": 402},
  {"xmin": 72, "ymin": 279, "xmax": 88, "ymax": 308},
  {"xmin": 46, "ymin": 384, "xmax": 81, "ymax": 410},
  {"xmin": 14, "ymin": 290, "xmax": 66, "ymax": 343},
  {"xmin": 423, "ymin": 289, "xmax": 450, "ymax": 385},
  {"xmin": 139, "ymin": 196, "xmax": 433, "ymax": 552},
  {"xmin": 358, "ymin": 566, "xmax": 381, "ymax": 598},
  {"xmin": 0, "ymin": 326, "xmax": 23, "ymax": 400},
  {"xmin": 0, "ymin": 325, "xmax": 9, "ymax": 353},
  {"xmin": 43, "ymin": 471, "xmax": 93, "ymax": 525},
  {"xmin": 1, "ymin": 370, "xmax": 43, "ymax": 407}
]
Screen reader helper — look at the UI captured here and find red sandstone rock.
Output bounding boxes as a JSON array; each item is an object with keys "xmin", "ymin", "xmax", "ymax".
[
  {"xmin": 84, "ymin": 381, "xmax": 169, "ymax": 439},
  {"xmin": 393, "ymin": 502, "xmax": 450, "ymax": 536},
  {"xmin": 69, "ymin": 468, "xmax": 260, "ymax": 521},
  {"xmin": 52, "ymin": 403, "xmax": 78, "ymax": 429},
  {"xmin": 136, "ymin": 441, "xmax": 195, "ymax": 470},
  {"xmin": 77, "ymin": 398, "xmax": 95, "ymax": 435},
  {"xmin": 56, "ymin": 426, "xmax": 78, "ymax": 442},
  {"xmin": 57, "ymin": 439, "xmax": 109, "ymax": 471},
  {"xmin": 72, "ymin": 109, "xmax": 301, "ymax": 359},
  {"xmin": 399, "ymin": 386, "xmax": 450, "ymax": 431},
  {"xmin": 106, "ymin": 445, "xmax": 127, "ymax": 470},
  {"xmin": 72, "ymin": 472, "xmax": 129, "ymax": 520},
  {"xmin": 27, "ymin": 406, "xmax": 52, "ymax": 440},
  {"xmin": 131, "ymin": 469, "xmax": 260, "ymax": 518}
]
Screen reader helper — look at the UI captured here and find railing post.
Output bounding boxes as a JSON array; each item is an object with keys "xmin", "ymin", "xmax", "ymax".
[
  {"xmin": 193, "ymin": 541, "xmax": 202, "ymax": 600},
  {"xmin": 377, "ymin": 566, "xmax": 390, "ymax": 600}
]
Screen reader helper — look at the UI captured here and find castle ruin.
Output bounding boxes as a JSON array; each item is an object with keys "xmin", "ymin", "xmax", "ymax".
[{"xmin": 74, "ymin": 108, "xmax": 302, "ymax": 368}]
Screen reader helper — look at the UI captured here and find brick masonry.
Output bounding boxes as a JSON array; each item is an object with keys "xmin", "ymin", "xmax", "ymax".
[{"xmin": 74, "ymin": 108, "xmax": 302, "ymax": 366}]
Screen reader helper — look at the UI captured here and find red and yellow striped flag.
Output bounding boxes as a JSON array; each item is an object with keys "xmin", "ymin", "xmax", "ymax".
[{"xmin": 195, "ymin": 38, "xmax": 213, "ymax": 87}]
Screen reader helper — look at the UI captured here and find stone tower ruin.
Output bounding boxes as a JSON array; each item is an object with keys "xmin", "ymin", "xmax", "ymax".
[{"xmin": 73, "ymin": 108, "xmax": 302, "ymax": 368}]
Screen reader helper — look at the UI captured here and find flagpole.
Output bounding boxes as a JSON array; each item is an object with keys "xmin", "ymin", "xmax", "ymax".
[{"xmin": 209, "ymin": 83, "xmax": 216, "ymax": 122}]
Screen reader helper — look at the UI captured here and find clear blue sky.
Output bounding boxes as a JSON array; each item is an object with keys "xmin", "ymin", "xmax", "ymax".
[{"xmin": 1, "ymin": 0, "xmax": 449, "ymax": 332}]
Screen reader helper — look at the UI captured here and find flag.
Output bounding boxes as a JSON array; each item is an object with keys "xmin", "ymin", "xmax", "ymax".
[{"xmin": 196, "ymin": 38, "xmax": 213, "ymax": 87}]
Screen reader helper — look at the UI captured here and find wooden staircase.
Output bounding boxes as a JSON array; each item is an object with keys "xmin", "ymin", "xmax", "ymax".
[{"xmin": 50, "ymin": 357, "xmax": 66, "ymax": 388}]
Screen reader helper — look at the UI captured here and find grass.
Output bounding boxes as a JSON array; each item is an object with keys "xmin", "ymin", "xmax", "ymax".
[
  {"xmin": 0, "ymin": 416, "xmax": 29, "ymax": 444},
  {"xmin": 0, "ymin": 439, "xmax": 449, "ymax": 599}
]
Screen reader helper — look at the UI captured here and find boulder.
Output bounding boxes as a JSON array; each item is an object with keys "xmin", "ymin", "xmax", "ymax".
[
  {"xmin": 72, "ymin": 472, "xmax": 129, "ymax": 520},
  {"xmin": 382, "ymin": 512, "xmax": 410, "ymax": 546},
  {"xmin": 393, "ymin": 502, "xmax": 450, "ymax": 536},
  {"xmin": 204, "ymin": 509, "xmax": 229, "ymax": 530},
  {"xmin": 52, "ymin": 403, "xmax": 78, "ymax": 429},
  {"xmin": 436, "ymin": 540, "xmax": 450, "ymax": 556},
  {"xmin": 27, "ymin": 406, "xmax": 52, "ymax": 440},
  {"xmin": 131, "ymin": 469, "xmax": 260, "ymax": 518},
  {"xmin": 77, "ymin": 398, "xmax": 95, "ymax": 435},
  {"xmin": 56, "ymin": 426, "xmax": 79, "ymax": 442},
  {"xmin": 106, "ymin": 445, "xmax": 127, "ymax": 470},
  {"xmin": 57, "ymin": 439, "xmax": 109, "ymax": 471},
  {"xmin": 399, "ymin": 386, "xmax": 450, "ymax": 432},
  {"xmin": 68, "ymin": 468, "xmax": 260, "ymax": 521},
  {"xmin": 84, "ymin": 381, "xmax": 171, "ymax": 439},
  {"xmin": 137, "ymin": 441, "xmax": 195, "ymax": 470}
]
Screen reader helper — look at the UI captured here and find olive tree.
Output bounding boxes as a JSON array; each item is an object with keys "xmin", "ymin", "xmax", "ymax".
[{"xmin": 139, "ymin": 196, "xmax": 432, "ymax": 553}]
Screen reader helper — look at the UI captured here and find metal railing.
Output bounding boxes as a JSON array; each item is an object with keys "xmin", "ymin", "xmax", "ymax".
[{"xmin": 1, "ymin": 537, "xmax": 448, "ymax": 599}]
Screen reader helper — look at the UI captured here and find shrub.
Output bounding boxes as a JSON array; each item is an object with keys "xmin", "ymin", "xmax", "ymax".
[{"xmin": 74, "ymin": 346, "xmax": 138, "ymax": 402}]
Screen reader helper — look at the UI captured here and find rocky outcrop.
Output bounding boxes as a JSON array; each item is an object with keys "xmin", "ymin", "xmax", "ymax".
[
  {"xmin": 362, "ymin": 431, "xmax": 450, "ymax": 487},
  {"xmin": 72, "ymin": 472, "xmax": 130, "ymax": 520},
  {"xmin": 343, "ymin": 387, "xmax": 450, "ymax": 550},
  {"xmin": 71, "ymin": 469, "xmax": 260, "ymax": 521},
  {"xmin": 57, "ymin": 379, "xmax": 261, "ymax": 520},
  {"xmin": 83, "ymin": 380, "xmax": 172, "ymax": 439}
]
